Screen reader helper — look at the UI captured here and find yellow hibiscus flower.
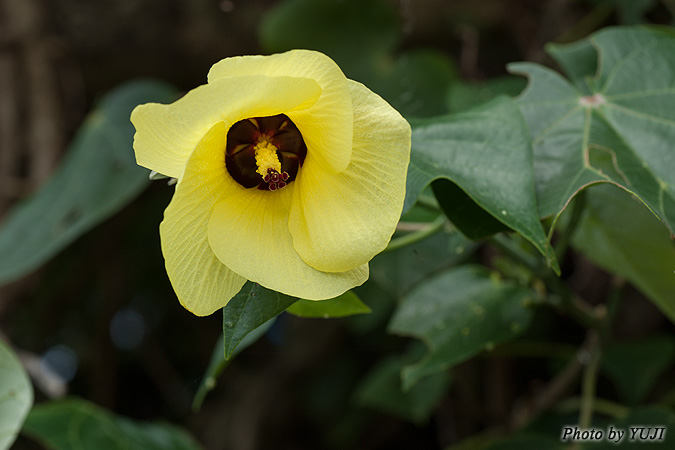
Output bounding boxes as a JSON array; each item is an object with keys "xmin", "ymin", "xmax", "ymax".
[{"xmin": 131, "ymin": 50, "xmax": 411, "ymax": 316}]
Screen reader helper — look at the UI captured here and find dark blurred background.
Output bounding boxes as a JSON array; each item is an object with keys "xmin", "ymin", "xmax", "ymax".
[{"xmin": 1, "ymin": 1, "xmax": 674, "ymax": 449}]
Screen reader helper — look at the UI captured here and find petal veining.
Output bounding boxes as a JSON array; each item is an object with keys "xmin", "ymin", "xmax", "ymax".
[
  {"xmin": 288, "ymin": 80, "xmax": 411, "ymax": 272},
  {"xmin": 207, "ymin": 183, "xmax": 368, "ymax": 300},
  {"xmin": 131, "ymin": 74, "xmax": 321, "ymax": 179},
  {"xmin": 160, "ymin": 121, "xmax": 246, "ymax": 316},
  {"xmin": 208, "ymin": 50, "xmax": 353, "ymax": 174}
]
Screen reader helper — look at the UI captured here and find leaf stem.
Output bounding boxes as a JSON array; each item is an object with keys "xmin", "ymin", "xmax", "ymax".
[
  {"xmin": 490, "ymin": 233, "xmax": 542, "ymax": 275},
  {"xmin": 490, "ymin": 233, "xmax": 603, "ymax": 329},
  {"xmin": 577, "ymin": 277, "xmax": 624, "ymax": 433},
  {"xmin": 555, "ymin": 396, "xmax": 629, "ymax": 419},
  {"xmin": 386, "ymin": 215, "xmax": 446, "ymax": 252}
]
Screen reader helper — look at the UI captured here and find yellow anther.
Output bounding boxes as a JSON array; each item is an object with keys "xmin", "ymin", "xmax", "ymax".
[{"xmin": 254, "ymin": 136, "xmax": 281, "ymax": 178}]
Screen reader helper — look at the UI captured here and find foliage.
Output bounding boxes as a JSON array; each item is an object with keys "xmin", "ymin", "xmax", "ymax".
[
  {"xmin": 0, "ymin": 340, "xmax": 32, "ymax": 450},
  {"xmin": 1, "ymin": 0, "xmax": 674, "ymax": 449},
  {"xmin": 0, "ymin": 80, "xmax": 176, "ymax": 285},
  {"xmin": 22, "ymin": 398, "xmax": 202, "ymax": 450}
]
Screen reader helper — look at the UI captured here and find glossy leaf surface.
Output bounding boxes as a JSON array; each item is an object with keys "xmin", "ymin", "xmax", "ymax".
[
  {"xmin": 405, "ymin": 97, "xmax": 557, "ymax": 269},
  {"xmin": 388, "ymin": 265, "xmax": 533, "ymax": 389}
]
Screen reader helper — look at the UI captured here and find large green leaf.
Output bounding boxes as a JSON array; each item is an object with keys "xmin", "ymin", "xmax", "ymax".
[
  {"xmin": 406, "ymin": 97, "xmax": 557, "ymax": 269},
  {"xmin": 22, "ymin": 398, "xmax": 202, "ymax": 450},
  {"xmin": 222, "ymin": 282, "xmax": 297, "ymax": 359},
  {"xmin": 286, "ymin": 291, "xmax": 371, "ymax": 318},
  {"xmin": 446, "ymin": 76, "xmax": 528, "ymax": 113},
  {"xmin": 510, "ymin": 26, "xmax": 675, "ymax": 235},
  {"xmin": 259, "ymin": 0, "xmax": 456, "ymax": 118},
  {"xmin": 0, "ymin": 80, "xmax": 176, "ymax": 286},
  {"xmin": 0, "ymin": 340, "xmax": 33, "ymax": 450},
  {"xmin": 388, "ymin": 265, "xmax": 533, "ymax": 390},
  {"xmin": 572, "ymin": 184, "xmax": 675, "ymax": 323}
]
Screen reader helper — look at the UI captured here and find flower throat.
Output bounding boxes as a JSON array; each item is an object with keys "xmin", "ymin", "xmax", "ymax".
[{"xmin": 225, "ymin": 114, "xmax": 307, "ymax": 191}]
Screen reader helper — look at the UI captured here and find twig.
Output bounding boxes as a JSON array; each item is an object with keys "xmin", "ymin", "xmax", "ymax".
[
  {"xmin": 555, "ymin": 396, "xmax": 629, "ymax": 419},
  {"xmin": 578, "ymin": 330, "xmax": 601, "ymax": 429},
  {"xmin": 510, "ymin": 347, "xmax": 583, "ymax": 430},
  {"xmin": 386, "ymin": 215, "xmax": 446, "ymax": 252}
]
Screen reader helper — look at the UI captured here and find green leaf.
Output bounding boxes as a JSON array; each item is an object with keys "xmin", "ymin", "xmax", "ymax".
[
  {"xmin": 371, "ymin": 221, "xmax": 476, "ymax": 298},
  {"xmin": 222, "ymin": 282, "xmax": 297, "ymax": 359},
  {"xmin": 0, "ymin": 80, "xmax": 177, "ymax": 286},
  {"xmin": 510, "ymin": 26, "xmax": 675, "ymax": 236},
  {"xmin": 259, "ymin": 0, "xmax": 455, "ymax": 118},
  {"xmin": 354, "ymin": 343, "xmax": 450, "ymax": 424},
  {"xmin": 545, "ymin": 39, "xmax": 597, "ymax": 94},
  {"xmin": 0, "ymin": 340, "xmax": 33, "ymax": 450},
  {"xmin": 22, "ymin": 398, "xmax": 202, "ymax": 450},
  {"xmin": 406, "ymin": 97, "xmax": 557, "ymax": 270},
  {"xmin": 579, "ymin": 406, "xmax": 675, "ymax": 449},
  {"xmin": 286, "ymin": 291, "xmax": 370, "ymax": 318},
  {"xmin": 446, "ymin": 76, "xmax": 528, "ymax": 112},
  {"xmin": 602, "ymin": 335, "xmax": 675, "ymax": 405},
  {"xmin": 572, "ymin": 184, "xmax": 675, "ymax": 323},
  {"xmin": 388, "ymin": 265, "xmax": 533, "ymax": 390}
]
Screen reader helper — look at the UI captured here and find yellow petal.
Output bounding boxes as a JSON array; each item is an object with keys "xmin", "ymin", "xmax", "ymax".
[
  {"xmin": 131, "ymin": 74, "xmax": 321, "ymax": 179},
  {"xmin": 160, "ymin": 121, "xmax": 247, "ymax": 316},
  {"xmin": 208, "ymin": 184, "xmax": 368, "ymax": 300},
  {"xmin": 288, "ymin": 80, "xmax": 411, "ymax": 272},
  {"xmin": 208, "ymin": 50, "xmax": 353, "ymax": 174}
]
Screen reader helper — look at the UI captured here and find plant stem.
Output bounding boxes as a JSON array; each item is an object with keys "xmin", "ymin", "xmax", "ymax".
[
  {"xmin": 490, "ymin": 233, "xmax": 602, "ymax": 329},
  {"xmin": 578, "ymin": 330, "xmax": 602, "ymax": 429},
  {"xmin": 555, "ymin": 396, "xmax": 629, "ymax": 419},
  {"xmin": 490, "ymin": 233, "xmax": 543, "ymax": 275},
  {"xmin": 386, "ymin": 215, "xmax": 446, "ymax": 252}
]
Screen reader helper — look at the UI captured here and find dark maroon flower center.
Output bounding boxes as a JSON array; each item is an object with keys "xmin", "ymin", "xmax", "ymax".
[{"xmin": 225, "ymin": 114, "xmax": 307, "ymax": 191}]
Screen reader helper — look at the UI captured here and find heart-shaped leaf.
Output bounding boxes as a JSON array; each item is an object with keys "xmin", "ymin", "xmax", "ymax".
[
  {"xmin": 510, "ymin": 27, "xmax": 675, "ymax": 235},
  {"xmin": 405, "ymin": 97, "xmax": 557, "ymax": 270}
]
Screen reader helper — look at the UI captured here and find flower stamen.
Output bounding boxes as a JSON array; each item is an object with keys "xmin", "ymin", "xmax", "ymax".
[
  {"xmin": 225, "ymin": 113, "xmax": 307, "ymax": 191},
  {"xmin": 254, "ymin": 136, "xmax": 282, "ymax": 177}
]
